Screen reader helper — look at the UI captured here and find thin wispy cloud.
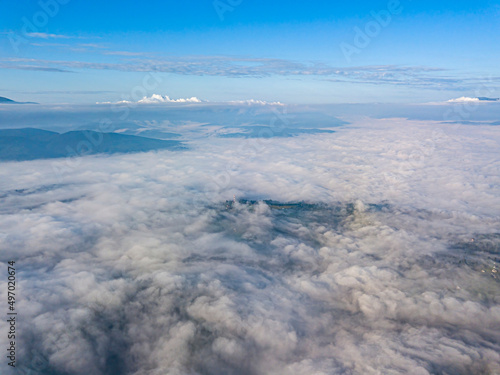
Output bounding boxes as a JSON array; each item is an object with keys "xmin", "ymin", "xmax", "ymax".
[
  {"xmin": 2, "ymin": 56, "xmax": 493, "ymax": 91},
  {"xmin": 27, "ymin": 41, "xmax": 146, "ymax": 58},
  {"xmin": 103, "ymin": 51, "xmax": 145, "ymax": 56},
  {"xmin": 25, "ymin": 32, "xmax": 72, "ymax": 39},
  {"xmin": 30, "ymin": 42, "xmax": 69, "ymax": 48},
  {"xmin": 78, "ymin": 43, "xmax": 108, "ymax": 49},
  {"xmin": 24, "ymin": 90, "xmax": 116, "ymax": 95},
  {"xmin": 0, "ymin": 64, "xmax": 73, "ymax": 73}
]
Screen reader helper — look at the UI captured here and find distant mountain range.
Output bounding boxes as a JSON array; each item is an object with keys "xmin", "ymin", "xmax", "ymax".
[
  {"xmin": 0, "ymin": 128, "xmax": 185, "ymax": 161},
  {"xmin": 477, "ymin": 97, "xmax": 499, "ymax": 101},
  {"xmin": 0, "ymin": 96, "xmax": 38, "ymax": 104}
]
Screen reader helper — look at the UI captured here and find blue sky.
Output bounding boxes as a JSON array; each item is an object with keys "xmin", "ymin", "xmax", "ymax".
[{"xmin": 0, "ymin": 0, "xmax": 499, "ymax": 104}]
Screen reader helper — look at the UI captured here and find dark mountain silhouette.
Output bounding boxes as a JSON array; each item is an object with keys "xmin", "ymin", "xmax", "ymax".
[
  {"xmin": 0, "ymin": 128, "xmax": 185, "ymax": 161},
  {"xmin": 0, "ymin": 96, "xmax": 38, "ymax": 104}
]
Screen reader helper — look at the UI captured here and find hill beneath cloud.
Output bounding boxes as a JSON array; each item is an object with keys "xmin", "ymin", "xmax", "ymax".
[
  {"xmin": 0, "ymin": 96, "xmax": 38, "ymax": 104},
  {"xmin": 0, "ymin": 128, "xmax": 184, "ymax": 161}
]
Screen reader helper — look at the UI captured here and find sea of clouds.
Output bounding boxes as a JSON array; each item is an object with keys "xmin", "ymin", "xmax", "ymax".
[{"xmin": 0, "ymin": 115, "xmax": 499, "ymax": 374}]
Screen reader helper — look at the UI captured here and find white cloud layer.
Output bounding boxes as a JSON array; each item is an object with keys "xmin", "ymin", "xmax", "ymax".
[
  {"xmin": 0, "ymin": 118, "xmax": 499, "ymax": 374},
  {"xmin": 99, "ymin": 94, "xmax": 202, "ymax": 104},
  {"xmin": 137, "ymin": 94, "xmax": 202, "ymax": 104},
  {"xmin": 448, "ymin": 97, "xmax": 481, "ymax": 103},
  {"xmin": 98, "ymin": 95, "xmax": 284, "ymax": 106},
  {"xmin": 447, "ymin": 96, "xmax": 499, "ymax": 103}
]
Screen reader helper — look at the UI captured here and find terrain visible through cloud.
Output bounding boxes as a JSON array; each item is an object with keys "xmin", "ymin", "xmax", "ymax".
[{"xmin": 0, "ymin": 114, "xmax": 499, "ymax": 374}]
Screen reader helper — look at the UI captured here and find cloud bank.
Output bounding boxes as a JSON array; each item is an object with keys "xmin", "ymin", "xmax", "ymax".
[
  {"xmin": 98, "ymin": 95, "xmax": 285, "ymax": 106},
  {"xmin": 447, "ymin": 96, "xmax": 499, "ymax": 103},
  {"xmin": 448, "ymin": 96, "xmax": 481, "ymax": 103},
  {"xmin": 99, "ymin": 94, "xmax": 202, "ymax": 105},
  {"xmin": 135, "ymin": 94, "xmax": 202, "ymax": 104},
  {"xmin": 0, "ymin": 117, "xmax": 499, "ymax": 374}
]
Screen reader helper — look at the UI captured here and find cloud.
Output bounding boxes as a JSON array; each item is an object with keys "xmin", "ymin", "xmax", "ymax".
[
  {"xmin": 30, "ymin": 42, "xmax": 69, "ymax": 48},
  {"xmin": 136, "ymin": 94, "xmax": 202, "ymax": 104},
  {"xmin": 98, "ymin": 95, "xmax": 285, "ymax": 106},
  {"xmin": 29, "ymin": 41, "xmax": 148, "ymax": 58},
  {"xmin": 77, "ymin": 43, "xmax": 107, "ymax": 49},
  {"xmin": 98, "ymin": 94, "xmax": 203, "ymax": 104},
  {"xmin": 447, "ymin": 97, "xmax": 481, "ymax": 103},
  {"xmin": 447, "ymin": 96, "xmax": 499, "ymax": 103},
  {"xmin": 25, "ymin": 32, "xmax": 72, "ymax": 39},
  {"xmin": 227, "ymin": 99, "xmax": 284, "ymax": 105},
  {"xmin": 3, "ymin": 56, "xmax": 495, "ymax": 90},
  {"xmin": 0, "ymin": 115, "xmax": 499, "ymax": 374},
  {"xmin": 103, "ymin": 51, "xmax": 145, "ymax": 56},
  {"xmin": 0, "ymin": 64, "xmax": 73, "ymax": 73}
]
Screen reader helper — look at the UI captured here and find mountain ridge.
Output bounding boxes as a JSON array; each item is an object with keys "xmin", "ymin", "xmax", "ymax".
[
  {"xmin": 0, "ymin": 128, "xmax": 184, "ymax": 161},
  {"xmin": 0, "ymin": 96, "xmax": 38, "ymax": 104}
]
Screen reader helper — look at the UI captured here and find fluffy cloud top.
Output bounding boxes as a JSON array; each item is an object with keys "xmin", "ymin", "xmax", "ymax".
[
  {"xmin": 448, "ymin": 97, "xmax": 481, "ymax": 103},
  {"xmin": 0, "ymin": 117, "xmax": 499, "ymax": 374},
  {"xmin": 98, "ymin": 95, "xmax": 285, "ymax": 106},
  {"xmin": 102, "ymin": 94, "xmax": 202, "ymax": 104},
  {"xmin": 137, "ymin": 94, "xmax": 202, "ymax": 103},
  {"xmin": 447, "ymin": 96, "xmax": 499, "ymax": 103}
]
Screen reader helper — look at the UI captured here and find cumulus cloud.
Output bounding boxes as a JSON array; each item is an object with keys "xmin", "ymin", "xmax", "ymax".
[
  {"xmin": 132, "ymin": 94, "xmax": 201, "ymax": 104},
  {"xmin": 447, "ymin": 96, "xmax": 499, "ymax": 103},
  {"xmin": 447, "ymin": 97, "xmax": 481, "ymax": 103},
  {"xmin": 98, "ymin": 95, "xmax": 285, "ymax": 106},
  {"xmin": 97, "ymin": 94, "xmax": 202, "ymax": 105},
  {"xmin": 0, "ymin": 116, "xmax": 499, "ymax": 374},
  {"xmin": 104, "ymin": 94, "xmax": 202, "ymax": 105},
  {"xmin": 0, "ymin": 64, "xmax": 73, "ymax": 73}
]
